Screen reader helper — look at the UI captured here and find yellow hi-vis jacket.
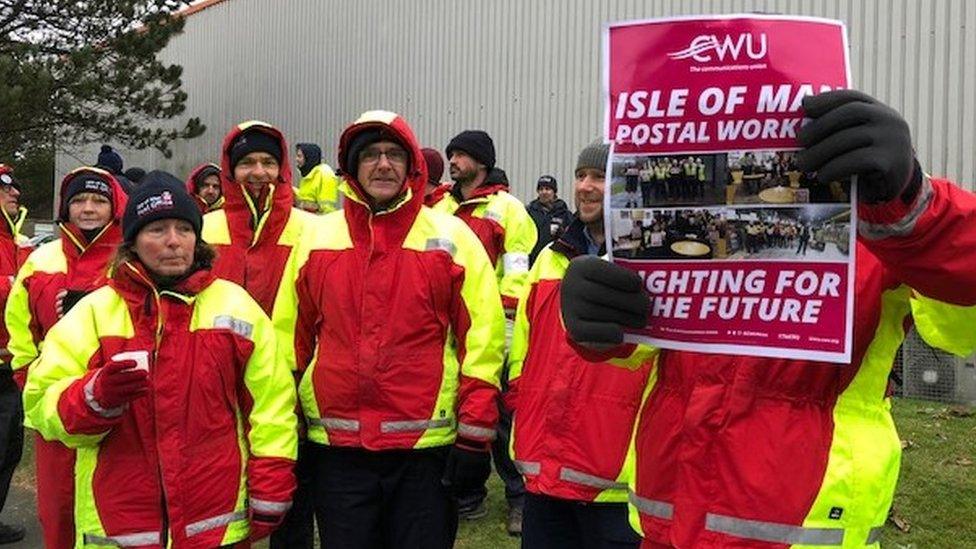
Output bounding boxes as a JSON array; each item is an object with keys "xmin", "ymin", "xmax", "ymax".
[
  {"xmin": 431, "ymin": 176, "xmax": 537, "ymax": 314},
  {"xmin": 295, "ymin": 163, "xmax": 342, "ymax": 215},
  {"xmin": 23, "ymin": 262, "xmax": 298, "ymax": 548}
]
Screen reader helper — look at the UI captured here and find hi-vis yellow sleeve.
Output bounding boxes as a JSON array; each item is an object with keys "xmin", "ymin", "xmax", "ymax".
[{"xmin": 24, "ymin": 286, "xmax": 131, "ymax": 448}]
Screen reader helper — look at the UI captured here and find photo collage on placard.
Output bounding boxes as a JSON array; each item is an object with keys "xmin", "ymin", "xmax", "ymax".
[{"xmin": 609, "ymin": 151, "xmax": 851, "ymax": 262}]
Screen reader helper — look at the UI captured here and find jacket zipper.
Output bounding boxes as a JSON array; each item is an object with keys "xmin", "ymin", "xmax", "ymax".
[
  {"xmin": 243, "ymin": 183, "xmax": 274, "ymax": 290},
  {"xmin": 125, "ymin": 263, "xmax": 172, "ymax": 543}
]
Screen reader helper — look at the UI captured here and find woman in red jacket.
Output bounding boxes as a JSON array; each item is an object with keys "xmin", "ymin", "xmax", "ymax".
[
  {"xmin": 6, "ymin": 167, "xmax": 126, "ymax": 549},
  {"xmin": 22, "ymin": 172, "xmax": 297, "ymax": 548}
]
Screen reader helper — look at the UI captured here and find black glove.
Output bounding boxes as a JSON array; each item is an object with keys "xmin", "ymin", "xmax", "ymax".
[
  {"xmin": 560, "ymin": 256, "xmax": 649, "ymax": 346},
  {"xmin": 797, "ymin": 90, "xmax": 920, "ymax": 204},
  {"xmin": 441, "ymin": 439, "xmax": 491, "ymax": 495},
  {"xmin": 62, "ymin": 289, "xmax": 89, "ymax": 316}
]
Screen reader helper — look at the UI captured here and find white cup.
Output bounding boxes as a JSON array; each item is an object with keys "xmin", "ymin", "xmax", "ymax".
[{"xmin": 111, "ymin": 350, "xmax": 150, "ymax": 372}]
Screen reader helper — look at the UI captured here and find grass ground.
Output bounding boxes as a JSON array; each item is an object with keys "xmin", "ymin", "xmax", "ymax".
[
  {"xmin": 458, "ymin": 397, "xmax": 976, "ymax": 548},
  {"xmin": 6, "ymin": 397, "xmax": 974, "ymax": 548}
]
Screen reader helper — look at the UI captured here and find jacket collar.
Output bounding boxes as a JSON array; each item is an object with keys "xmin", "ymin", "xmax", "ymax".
[
  {"xmin": 551, "ymin": 216, "xmax": 604, "ymax": 259},
  {"xmin": 0, "ymin": 206, "xmax": 26, "ymax": 240},
  {"xmin": 113, "ymin": 258, "xmax": 215, "ymax": 300},
  {"xmin": 450, "ymin": 167, "xmax": 509, "ymax": 205}
]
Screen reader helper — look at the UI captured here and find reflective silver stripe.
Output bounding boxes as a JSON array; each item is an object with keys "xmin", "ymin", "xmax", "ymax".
[
  {"xmin": 84, "ymin": 370, "xmax": 124, "ymax": 419},
  {"xmin": 514, "ymin": 460, "xmax": 541, "ymax": 475},
  {"xmin": 185, "ymin": 510, "xmax": 247, "ymax": 537},
  {"xmin": 251, "ymin": 498, "xmax": 292, "ymax": 514},
  {"xmin": 628, "ymin": 492, "xmax": 674, "ymax": 520},
  {"xmin": 859, "ymin": 175, "xmax": 933, "ymax": 240},
  {"xmin": 83, "ymin": 531, "xmax": 161, "ymax": 546},
  {"xmin": 380, "ymin": 418, "xmax": 452, "ymax": 433},
  {"xmin": 425, "ymin": 238, "xmax": 457, "ymax": 256},
  {"xmin": 865, "ymin": 527, "xmax": 883, "ymax": 544},
  {"xmin": 502, "ymin": 252, "xmax": 529, "ymax": 274},
  {"xmin": 214, "ymin": 315, "xmax": 254, "ymax": 339},
  {"xmin": 559, "ymin": 467, "xmax": 627, "ymax": 491},
  {"xmin": 457, "ymin": 422, "xmax": 496, "ymax": 440},
  {"xmin": 484, "ymin": 210, "xmax": 503, "ymax": 223},
  {"xmin": 705, "ymin": 513, "xmax": 844, "ymax": 546},
  {"xmin": 309, "ymin": 417, "xmax": 361, "ymax": 431}
]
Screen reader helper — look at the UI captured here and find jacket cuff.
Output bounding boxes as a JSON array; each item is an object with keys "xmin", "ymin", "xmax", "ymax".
[
  {"xmin": 457, "ymin": 422, "xmax": 496, "ymax": 443},
  {"xmin": 566, "ymin": 336, "xmax": 636, "ymax": 363},
  {"xmin": 455, "ymin": 435, "xmax": 491, "ymax": 452},
  {"xmin": 859, "ymin": 168, "xmax": 931, "ymax": 240},
  {"xmin": 249, "ymin": 497, "xmax": 292, "ymax": 521}
]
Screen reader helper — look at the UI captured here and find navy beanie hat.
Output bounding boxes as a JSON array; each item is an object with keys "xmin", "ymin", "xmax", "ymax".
[{"xmin": 123, "ymin": 171, "xmax": 202, "ymax": 243}]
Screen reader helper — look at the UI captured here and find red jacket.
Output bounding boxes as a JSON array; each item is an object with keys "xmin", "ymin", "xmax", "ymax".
[
  {"xmin": 7, "ymin": 167, "xmax": 127, "ymax": 384},
  {"xmin": 204, "ymin": 122, "xmax": 305, "ymax": 317},
  {"xmin": 23, "ymin": 261, "xmax": 298, "ymax": 548},
  {"xmin": 424, "ymin": 183, "xmax": 452, "ymax": 207},
  {"xmin": 293, "ymin": 111, "xmax": 506, "ymax": 451},
  {"xmin": 508, "ymin": 218, "xmax": 654, "ymax": 503},
  {"xmin": 588, "ymin": 177, "xmax": 976, "ymax": 548},
  {"xmin": 0, "ymin": 204, "xmax": 31, "ymax": 363},
  {"xmin": 431, "ymin": 169, "xmax": 537, "ymax": 314}
]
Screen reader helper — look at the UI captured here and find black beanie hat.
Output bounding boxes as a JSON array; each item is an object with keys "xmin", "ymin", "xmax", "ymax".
[
  {"xmin": 344, "ymin": 128, "xmax": 410, "ymax": 176},
  {"xmin": 536, "ymin": 175, "xmax": 557, "ymax": 192},
  {"xmin": 60, "ymin": 173, "xmax": 115, "ymax": 220},
  {"xmin": 229, "ymin": 128, "xmax": 282, "ymax": 169},
  {"xmin": 445, "ymin": 130, "xmax": 495, "ymax": 170},
  {"xmin": 123, "ymin": 171, "xmax": 202, "ymax": 243}
]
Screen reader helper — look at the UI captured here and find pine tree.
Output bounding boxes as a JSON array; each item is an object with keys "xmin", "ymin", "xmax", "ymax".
[{"xmin": 0, "ymin": 0, "xmax": 205, "ymax": 160}]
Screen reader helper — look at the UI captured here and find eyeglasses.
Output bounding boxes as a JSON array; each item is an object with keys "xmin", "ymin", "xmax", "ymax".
[{"xmin": 359, "ymin": 147, "xmax": 409, "ymax": 167}]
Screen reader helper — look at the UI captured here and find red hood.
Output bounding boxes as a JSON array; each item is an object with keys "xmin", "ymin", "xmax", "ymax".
[
  {"xmin": 185, "ymin": 162, "xmax": 221, "ymax": 195},
  {"xmin": 337, "ymin": 110, "xmax": 427, "ymax": 211},
  {"xmin": 58, "ymin": 167, "xmax": 128, "ymax": 224},
  {"xmin": 219, "ymin": 121, "xmax": 294, "ymax": 213},
  {"xmin": 185, "ymin": 162, "xmax": 223, "ymax": 213}
]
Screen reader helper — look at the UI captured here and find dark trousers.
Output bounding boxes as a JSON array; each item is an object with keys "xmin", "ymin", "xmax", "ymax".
[
  {"xmin": 311, "ymin": 444, "xmax": 458, "ymax": 549},
  {"xmin": 457, "ymin": 396, "xmax": 526, "ymax": 512},
  {"xmin": 797, "ymin": 238, "xmax": 809, "ymax": 255},
  {"xmin": 0, "ymin": 370, "xmax": 23, "ymax": 515},
  {"xmin": 521, "ymin": 493, "xmax": 640, "ymax": 549},
  {"xmin": 639, "ymin": 182, "xmax": 654, "ymax": 207},
  {"xmin": 270, "ymin": 441, "xmax": 315, "ymax": 549}
]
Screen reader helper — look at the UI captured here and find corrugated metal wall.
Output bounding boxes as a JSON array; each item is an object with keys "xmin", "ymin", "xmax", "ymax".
[{"xmin": 55, "ymin": 0, "xmax": 976, "ymax": 215}]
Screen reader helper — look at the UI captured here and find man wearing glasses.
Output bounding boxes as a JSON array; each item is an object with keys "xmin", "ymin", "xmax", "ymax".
[
  {"xmin": 292, "ymin": 111, "xmax": 505, "ymax": 549},
  {"xmin": 0, "ymin": 164, "xmax": 28, "ymax": 544}
]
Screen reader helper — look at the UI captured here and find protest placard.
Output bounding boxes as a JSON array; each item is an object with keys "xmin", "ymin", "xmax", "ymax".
[{"xmin": 603, "ymin": 15, "xmax": 855, "ymax": 362}]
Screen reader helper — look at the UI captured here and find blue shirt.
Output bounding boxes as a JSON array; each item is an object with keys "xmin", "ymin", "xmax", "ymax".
[{"xmin": 583, "ymin": 227, "xmax": 601, "ymax": 256}]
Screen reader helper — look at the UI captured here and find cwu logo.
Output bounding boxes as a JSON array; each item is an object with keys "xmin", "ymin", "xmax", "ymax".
[{"xmin": 667, "ymin": 33, "xmax": 768, "ymax": 63}]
